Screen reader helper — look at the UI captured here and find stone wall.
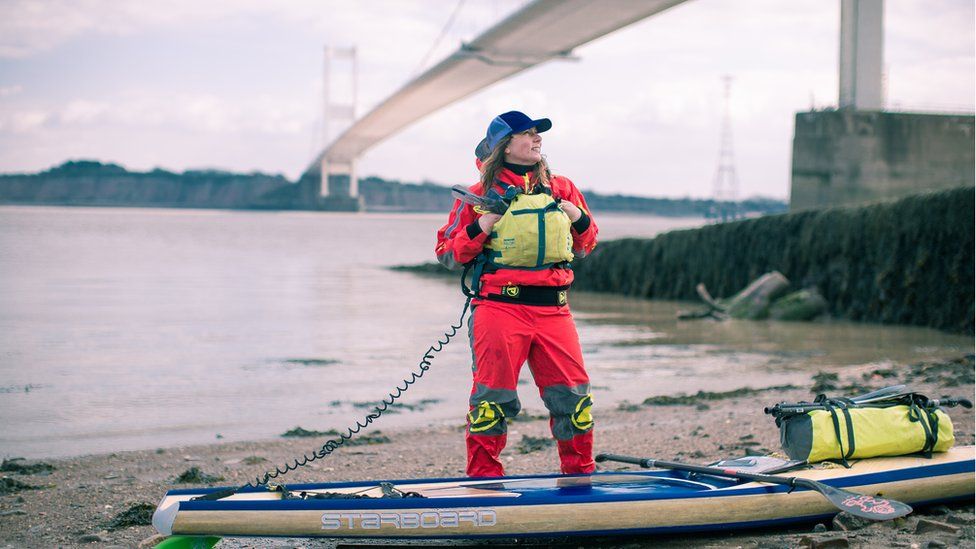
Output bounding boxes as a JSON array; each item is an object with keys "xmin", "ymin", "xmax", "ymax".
[{"xmin": 790, "ymin": 110, "xmax": 974, "ymax": 211}]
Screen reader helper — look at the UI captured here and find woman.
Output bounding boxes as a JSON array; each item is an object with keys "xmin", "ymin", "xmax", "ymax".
[{"xmin": 435, "ymin": 110, "xmax": 599, "ymax": 477}]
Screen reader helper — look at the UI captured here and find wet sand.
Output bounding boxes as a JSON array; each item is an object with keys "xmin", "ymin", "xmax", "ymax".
[{"xmin": 1, "ymin": 356, "xmax": 973, "ymax": 548}]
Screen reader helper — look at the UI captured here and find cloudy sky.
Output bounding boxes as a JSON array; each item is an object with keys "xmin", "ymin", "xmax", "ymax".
[{"xmin": 0, "ymin": 0, "xmax": 972, "ymax": 199}]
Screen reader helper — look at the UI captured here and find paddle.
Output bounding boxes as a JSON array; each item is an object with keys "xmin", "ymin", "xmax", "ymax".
[
  {"xmin": 764, "ymin": 384, "xmax": 973, "ymax": 417},
  {"xmin": 450, "ymin": 185, "xmax": 509, "ymax": 215},
  {"xmin": 849, "ymin": 384, "xmax": 907, "ymax": 403},
  {"xmin": 594, "ymin": 453, "xmax": 912, "ymax": 521},
  {"xmin": 764, "ymin": 384, "xmax": 909, "ymax": 416}
]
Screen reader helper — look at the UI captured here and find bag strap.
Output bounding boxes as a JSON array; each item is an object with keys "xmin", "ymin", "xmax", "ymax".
[
  {"xmin": 906, "ymin": 398, "xmax": 938, "ymax": 458},
  {"xmin": 822, "ymin": 400, "xmax": 856, "ymax": 468}
]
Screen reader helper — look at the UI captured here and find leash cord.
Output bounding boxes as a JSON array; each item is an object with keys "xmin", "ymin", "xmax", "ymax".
[{"xmin": 247, "ymin": 296, "xmax": 472, "ymax": 488}]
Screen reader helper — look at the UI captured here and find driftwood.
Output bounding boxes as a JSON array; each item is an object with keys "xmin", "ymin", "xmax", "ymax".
[
  {"xmin": 724, "ymin": 272, "xmax": 791, "ymax": 319},
  {"xmin": 677, "ymin": 284, "xmax": 728, "ymax": 320},
  {"xmin": 680, "ymin": 271, "xmax": 827, "ymax": 322},
  {"xmin": 769, "ymin": 289, "xmax": 828, "ymax": 321},
  {"xmin": 676, "ymin": 308, "xmax": 725, "ymax": 320}
]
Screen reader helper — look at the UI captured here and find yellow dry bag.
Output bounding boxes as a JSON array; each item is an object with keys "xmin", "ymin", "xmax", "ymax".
[
  {"xmin": 780, "ymin": 405, "xmax": 953, "ymax": 464},
  {"xmin": 769, "ymin": 391, "xmax": 958, "ymax": 465}
]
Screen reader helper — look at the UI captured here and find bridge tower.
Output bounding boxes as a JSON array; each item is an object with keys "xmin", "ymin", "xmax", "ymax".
[
  {"xmin": 321, "ymin": 46, "xmax": 358, "ymax": 198},
  {"xmin": 839, "ymin": 0, "xmax": 884, "ymax": 110}
]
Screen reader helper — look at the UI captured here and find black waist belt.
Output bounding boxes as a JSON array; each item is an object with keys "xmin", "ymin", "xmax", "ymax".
[{"xmin": 485, "ymin": 285, "xmax": 570, "ymax": 306}]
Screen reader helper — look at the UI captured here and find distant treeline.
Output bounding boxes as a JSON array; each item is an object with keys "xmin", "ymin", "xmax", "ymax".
[
  {"xmin": 359, "ymin": 176, "xmax": 785, "ymax": 217},
  {"xmin": 0, "ymin": 160, "xmax": 786, "ymax": 217},
  {"xmin": 0, "ymin": 161, "xmax": 290, "ymax": 210},
  {"xmin": 572, "ymin": 186, "xmax": 975, "ymax": 333}
]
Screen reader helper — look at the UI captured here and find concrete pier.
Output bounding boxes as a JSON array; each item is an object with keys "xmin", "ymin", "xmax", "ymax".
[{"xmin": 790, "ymin": 110, "xmax": 975, "ymax": 211}]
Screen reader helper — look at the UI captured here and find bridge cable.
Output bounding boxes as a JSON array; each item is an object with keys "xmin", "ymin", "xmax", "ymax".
[{"xmin": 411, "ymin": 0, "xmax": 467, "ymax": 78}]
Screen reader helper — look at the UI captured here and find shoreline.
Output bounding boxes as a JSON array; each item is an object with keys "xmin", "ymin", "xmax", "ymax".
[{"xmin": 1, "ymin": 356, "xmax": 973, "ymax": 548}]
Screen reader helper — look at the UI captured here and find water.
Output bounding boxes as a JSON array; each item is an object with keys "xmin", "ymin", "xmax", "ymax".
[{"xmin": 0, "ymin": 206, "xmax": 970, "ymax": 458}]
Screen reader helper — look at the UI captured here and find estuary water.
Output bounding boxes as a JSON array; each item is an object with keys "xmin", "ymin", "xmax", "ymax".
[{"xmin": 0, "ymin": 206, "xmax": 970, "ymax": 458}]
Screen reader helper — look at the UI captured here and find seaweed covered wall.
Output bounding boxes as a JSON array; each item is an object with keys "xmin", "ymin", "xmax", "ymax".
[{"xmin": 573, "ymin": 187, "xmax": 975, "ymax": 333}]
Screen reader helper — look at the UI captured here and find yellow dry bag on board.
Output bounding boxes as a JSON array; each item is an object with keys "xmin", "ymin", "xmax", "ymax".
[
  {"xmin": 766, "ymin": 389, "xmax": 963, "ymax": 466},
  {"xmin": 484, "ymin": 192, "xmax": 574, "ymax": 268}
]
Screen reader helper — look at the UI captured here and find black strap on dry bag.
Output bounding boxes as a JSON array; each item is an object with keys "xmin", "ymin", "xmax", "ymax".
[
  {"xmin": 907, "ymin": 397, "xmax": 938, "ymax": 458},
  {"xmin": 816, "ymin": 394, "xmax": 856, "ymax": 468}
]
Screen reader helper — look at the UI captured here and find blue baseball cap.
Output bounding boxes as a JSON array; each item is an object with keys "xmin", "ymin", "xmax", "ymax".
[{"xmin": 484, "ymin": 111, "xmax": 552, "ymax": 152}]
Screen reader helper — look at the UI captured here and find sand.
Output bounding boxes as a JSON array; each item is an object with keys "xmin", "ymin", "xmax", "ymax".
[{"xmin": 1, "ymin": 356, "xmax": 973, "ymax": 549}]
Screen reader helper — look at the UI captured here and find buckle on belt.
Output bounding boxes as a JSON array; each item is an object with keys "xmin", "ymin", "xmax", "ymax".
[{"xmin": 495, "ymin": 285, "xmax": 569, "ymax": 306}]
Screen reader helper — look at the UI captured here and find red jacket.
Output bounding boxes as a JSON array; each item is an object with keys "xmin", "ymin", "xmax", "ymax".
[{"xmin": 435, "ymin": 167, "xmax": 598, "ymax": 296}]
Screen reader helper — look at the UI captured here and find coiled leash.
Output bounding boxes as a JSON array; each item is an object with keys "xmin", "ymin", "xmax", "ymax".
[{"xmin": 195, "ymin": 280, "xmax": 473, "ymax": 502}]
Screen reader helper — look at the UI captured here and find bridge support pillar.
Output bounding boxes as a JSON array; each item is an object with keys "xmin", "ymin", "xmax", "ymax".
[
  {"xmin": 319, "ymin": 158, "xmax": 358, "ymax": 198},
  {"xmin": 839, "ymin": 0, "xmax": 884, "ymax": 110}
]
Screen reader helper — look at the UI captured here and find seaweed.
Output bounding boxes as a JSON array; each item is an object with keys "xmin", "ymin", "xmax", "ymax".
[
  {"xmin": 280, "ymin": 426, "xmax": 332, "ymax": 438},
  {"xmin": 905, "ymin": 354, "xmax": 975, "ymax": 387},
  {"xmin": 104, "ymin": 502, "xmax": 155, "ymax": 530},
  {"xmin": 283, "ymin": 358, "xmax": 339, "ymax": 366},
  {"xmin": 173, "ymin": 467, "xmax": 224, "ymax": 484},
  {"xmin": 811, "ymin": 372, "xmax": 839, "ymax": 393},
  {"xmin": 0, "ymin": 476, "xmax": 41, "ymax": 494},
  {"xmin": 642, "ymin": 384, "xmax": 799, "ymax": 406},
  {"xmin": 281, "ymin": 427, "xmax": 391, "ymax": 446},
  {"xmin": 516, "ymin": 435, "xmax": 555, "ymax": 454},
  {"xmin": 1, "ymin": 459, "xmax": 55, "ymax": 475}
]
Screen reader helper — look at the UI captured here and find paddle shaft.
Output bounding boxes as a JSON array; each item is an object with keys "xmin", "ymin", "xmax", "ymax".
[
  {"xmin": 595, "ymin": 453, "xmax": 913, "ymax": 520},
  {"xmin": 764, "ymin": 384, "xmax": 908, "ymax": 415},
  {"xmin": 595, "ymin": 454, "xmax": 799, "ymax": 486},
  {"xmin": 765, "ymin": 392, "xmax": 972, "ymax": 416}
]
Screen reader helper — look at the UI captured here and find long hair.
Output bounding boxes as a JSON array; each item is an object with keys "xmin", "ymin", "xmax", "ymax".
[{"xmin": 478, "ymin": 135, "xmax": 551, "ymax": 194}]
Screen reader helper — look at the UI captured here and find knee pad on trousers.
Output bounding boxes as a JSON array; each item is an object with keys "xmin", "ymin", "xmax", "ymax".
[
  {"xmin": 542, "ymin": 384, "xmax": 593, "ymax": 440},
  {"xmin": 467, "ymin": 385, "xmax": 521, "ymax": 436}
]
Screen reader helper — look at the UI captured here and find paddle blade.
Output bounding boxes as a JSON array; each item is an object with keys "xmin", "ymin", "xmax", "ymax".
[
  {"xmin": 809, "ymin": 481, "xmax": 913, "ymax": 520},
  {"xmin": 450, "ymin": 184, "xmax": 508, "ymax": 214},
  {"xmin": 850, "ymin": 384, "xmax": 907, "ymax": 404},
  {"xmin": 451, "ymin": 185, "xmax": 487, "ymax": 207},
  {"xmin": 450, "ymin": 184, "xmax": 472, "ymax": 201}
]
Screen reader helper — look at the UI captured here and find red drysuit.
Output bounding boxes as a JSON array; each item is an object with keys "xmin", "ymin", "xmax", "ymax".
[{"xmin": 435, "ymin": 167, "xmax": 599, "ymax": 477}]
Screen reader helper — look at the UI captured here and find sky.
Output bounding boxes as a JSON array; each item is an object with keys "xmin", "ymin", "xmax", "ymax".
[{"xmin": 0, "ymin": 0, "xmax": 973, "ymax": 200}]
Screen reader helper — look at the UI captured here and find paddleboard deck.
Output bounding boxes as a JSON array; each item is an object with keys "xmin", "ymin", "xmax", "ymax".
[{"xmin": 153, "ymin": 446, "xmax": 974, "ymax": 540}]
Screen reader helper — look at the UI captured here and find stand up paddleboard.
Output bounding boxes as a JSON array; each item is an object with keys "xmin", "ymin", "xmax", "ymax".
[{"xmin": 153, "ymin": 446, "xmax": 974, "ymax": 541}]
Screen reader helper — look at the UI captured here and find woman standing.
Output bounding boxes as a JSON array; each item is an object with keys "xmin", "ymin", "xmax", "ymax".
[{"xmin": 435, "ymin": 111, "xmax": 599, "ymax": 477}]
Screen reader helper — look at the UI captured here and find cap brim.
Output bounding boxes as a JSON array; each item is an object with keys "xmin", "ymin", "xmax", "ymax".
[
  {"xmin": 510, "ymin": 117, "xmax": 552, "ymax": 135},
  {"xmin": 475, "ymin": 137, "xmax": 491, "ymax": 160}
]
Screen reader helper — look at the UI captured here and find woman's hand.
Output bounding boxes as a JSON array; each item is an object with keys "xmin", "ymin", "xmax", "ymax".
[
  {"xmin": 478, "ymin": 213, "xmax": 503, "ymax": 233},
  {"xmin": 558, "ymin": 201, "xmax": 583, "ymax": 222}
]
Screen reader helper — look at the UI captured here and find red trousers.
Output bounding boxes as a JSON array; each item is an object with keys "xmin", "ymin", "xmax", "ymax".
[{"xmin": 465, "ymin": 299, "xmax": 594, "ymax": 477}]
